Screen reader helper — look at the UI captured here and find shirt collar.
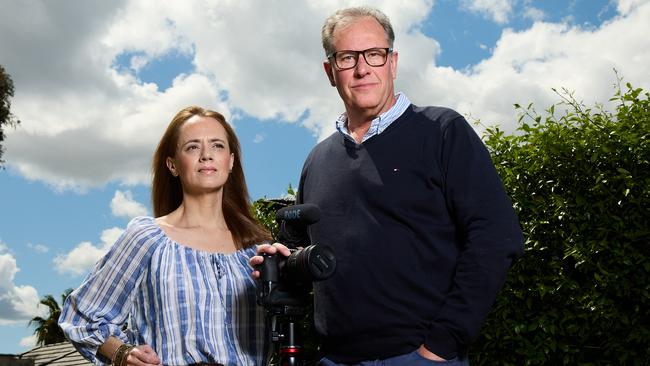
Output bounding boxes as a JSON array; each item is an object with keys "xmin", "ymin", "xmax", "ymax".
[{"xmin": 336, "ymin": 92, "xmax": 411, "ymax": 143}]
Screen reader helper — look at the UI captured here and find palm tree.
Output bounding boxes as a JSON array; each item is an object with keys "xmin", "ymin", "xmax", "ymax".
[{"xmin": 29, "ymin": 288, "xmax": 73, "ymax": 346}]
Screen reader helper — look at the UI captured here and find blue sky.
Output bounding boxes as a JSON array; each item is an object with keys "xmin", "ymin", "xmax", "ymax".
[{"xmin": 1, "ymin": 0, "xmax": 649, "ymax": 355}]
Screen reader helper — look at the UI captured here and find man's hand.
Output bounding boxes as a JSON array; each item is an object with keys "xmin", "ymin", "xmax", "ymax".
[
  {"xmin": 249, "ymin": 243, "xmax": 291, "ymax": 279},
  {"xmin": 417, "ymin": 345, "xmax": 447, "ymax": 361}
]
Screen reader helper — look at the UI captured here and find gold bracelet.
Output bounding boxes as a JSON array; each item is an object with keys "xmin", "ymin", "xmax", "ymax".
[
  {"xmin": 112, "ymin": 344, "xmax": 134, "ymax": 366},
  {"xmin": 120, "ymin": 346, "xmax": 134, "ymax": 366},
  {"xmin": 109, "ymin": 346, "xmax": 121, "ymax": 365}
]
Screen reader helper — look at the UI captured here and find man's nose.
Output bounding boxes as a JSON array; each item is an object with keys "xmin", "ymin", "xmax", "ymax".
[{"xmin": 354, "ymin": 54, "xmax": 370, "ymax": 76}]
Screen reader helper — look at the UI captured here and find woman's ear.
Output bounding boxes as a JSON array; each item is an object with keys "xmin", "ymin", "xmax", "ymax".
[{"xmin": 166, "ymin": 157, "xmax": 178, "ymax": 177}]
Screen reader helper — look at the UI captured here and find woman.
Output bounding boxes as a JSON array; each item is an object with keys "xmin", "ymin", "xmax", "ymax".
[{"xmin": 59, "ymin": 106, "xmax": 272, "ymax": 366}]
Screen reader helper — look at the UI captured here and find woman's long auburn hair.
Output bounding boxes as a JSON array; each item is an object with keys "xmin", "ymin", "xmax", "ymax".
[{"xmin": 151, "ymin": 106, "xmax": 271, "ymax": 249}]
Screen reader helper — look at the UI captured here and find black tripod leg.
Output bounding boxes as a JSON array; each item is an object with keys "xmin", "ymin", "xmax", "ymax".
[{"xmin": 278, "ymin": 317, "xmax": 302, "ymax": 366}]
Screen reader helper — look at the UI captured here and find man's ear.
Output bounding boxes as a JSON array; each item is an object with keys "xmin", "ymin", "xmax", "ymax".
[
  {"xmin": 324, "ymin": 61, "xmax": 336, "ymax": 87},
  {"xmin": 166, "ymin": 157, "xmax": 178, "ymax": 177},
  {"xmin": 390, "ymin": 51, "xmax": 399, "ymax": 80}
]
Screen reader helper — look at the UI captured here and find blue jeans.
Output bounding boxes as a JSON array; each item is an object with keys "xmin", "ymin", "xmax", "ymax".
[{"xmin": 318, "ymin": 350, "xmax": 470, "ymax": 365}]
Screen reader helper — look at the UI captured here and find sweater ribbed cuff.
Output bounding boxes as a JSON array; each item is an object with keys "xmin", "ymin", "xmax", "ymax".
[{"xmin": 424, "ymin": 323, "xmax": 459, "ymax": 360}]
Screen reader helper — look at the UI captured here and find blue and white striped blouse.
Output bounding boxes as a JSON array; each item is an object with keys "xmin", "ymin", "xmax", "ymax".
[{"xmin": 59, "ymin": 216, "xmax": 269, "ymax": 366}]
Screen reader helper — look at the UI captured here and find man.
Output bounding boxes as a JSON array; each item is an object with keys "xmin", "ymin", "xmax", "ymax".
[{"xmin": 253, "ymin": 6, "xmax": 524, "ymax": 365}]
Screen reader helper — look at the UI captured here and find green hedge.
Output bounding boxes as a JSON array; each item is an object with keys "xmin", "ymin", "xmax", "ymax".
[{"xmin": 473, "ymin": 81, "xmax": 650, "ymax": 365}]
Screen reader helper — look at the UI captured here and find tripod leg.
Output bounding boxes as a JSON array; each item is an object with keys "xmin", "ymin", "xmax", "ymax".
[{"xmin": 278, "ymin": 318, "xmax": 302, "ymax": 366}]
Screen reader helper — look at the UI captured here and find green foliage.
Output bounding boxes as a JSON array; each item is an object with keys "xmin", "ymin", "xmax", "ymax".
[
  {"xmin": 472, "ymin": 80, "xmax": 650, "ymax": 365},
  {"xmin": 252, "ymin": 199, "xmax": 281, "ymax": 238},
  {"xmin": 29, "ymin": 289, "xmax": 73, "ymax": 346},
  {"xmin": 252, "ymin": 184, "xmax": 297, "ymax": 239},
  {"xmin": 0, "ymin": 64, "xmax": 20, "ymax": 166}
]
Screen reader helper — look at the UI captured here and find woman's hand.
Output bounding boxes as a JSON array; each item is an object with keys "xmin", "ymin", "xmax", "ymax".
[
  {"xmin": 249, "ymin": 243, "xmax": 291, "ymax": 279},
  {"xmin": 124, "ymin": 344, "xmax": 162, "ymax": 366}
]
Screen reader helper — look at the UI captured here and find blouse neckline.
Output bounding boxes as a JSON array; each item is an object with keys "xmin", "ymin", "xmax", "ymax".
[{"xmin": 144, "ymin": 216, "xmax": 254, "ymax": 257}]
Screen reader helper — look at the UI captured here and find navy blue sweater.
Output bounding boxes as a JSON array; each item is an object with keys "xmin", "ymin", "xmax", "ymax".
[{"xmin": 297, "ymin": 105, "xmax": 524, "ymax": 362}]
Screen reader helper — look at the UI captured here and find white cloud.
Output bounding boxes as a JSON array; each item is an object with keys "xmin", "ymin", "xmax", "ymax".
[
  {"xmin": 129, "ymin": 54, "xmax": 150, "ymax": 73},
  {"xmin": 0, "ymin": 253, "xmax": 44, "ymax": 324},
  {"xmin": 6, "ymin": 72, "xmax": 226, "ymax": 192},
  {"xmin": 523, "ymin": 6, "xmax": 546, "ymax": 22},
  {"xmin": 253, "ymin": 134, "xmax": 266, "ymax": 144},
  {"xmin": 460, "ymin": 0, "xmax": 514, "ymax": 24},
  {"xmin": 1, "ymin": 0, "xmax": 227, "ymax": 191},
  {"xmin": 53, "ymin": 227, "xmax": 124, "ymax": 276},
  {"xmin": 27, "ymin": 243, "xmax": 49, "ymax": 254},
  {"xmin": 111, "ymin": 190, "xmax": 148, "ymax": 219},
  {"xmin": 400, "ymin": 1, "xmax": 650, "ymax": 134},
  {"xmin": 617, "ymin": 0, "xmax": 649, "ymax": 14},
  {"xmin": 19, "ymin": 334, "xmax": 37, "ymax": 348}
]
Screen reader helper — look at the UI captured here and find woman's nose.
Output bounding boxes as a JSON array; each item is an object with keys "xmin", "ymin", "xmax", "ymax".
[{"xmin": 200, "ymin": 150, "xmax": 213, "ymax": 161}]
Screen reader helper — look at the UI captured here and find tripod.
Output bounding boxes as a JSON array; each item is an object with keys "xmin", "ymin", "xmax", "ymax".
[{"xmin": 266, "ymin": 304, "xmax": 307, "ymax": 366}]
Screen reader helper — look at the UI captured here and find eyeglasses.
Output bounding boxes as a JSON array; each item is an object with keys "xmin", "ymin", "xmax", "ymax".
[{"xmin": 327, "ymin": 47, "xmax": 393, "ymax": 71}]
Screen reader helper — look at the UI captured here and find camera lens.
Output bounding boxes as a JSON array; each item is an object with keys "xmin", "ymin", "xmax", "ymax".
[{"xmin": 286, "ymin": 245, "xmax": 336, "ymax": 281}]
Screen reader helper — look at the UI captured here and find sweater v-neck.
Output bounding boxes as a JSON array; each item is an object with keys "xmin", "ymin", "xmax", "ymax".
[{"xmin": 340, "ymin": 105, "xmax": 415, "ymax": 149}]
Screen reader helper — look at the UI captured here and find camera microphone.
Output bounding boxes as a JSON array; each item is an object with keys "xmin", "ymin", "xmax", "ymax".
[
  {"xmin": 275, "ymin": 204, "xmax": 321, "ymax": 247},
  {"xmin": 275, "ymin": 203, "xmax": 321, "ymax": 225}
]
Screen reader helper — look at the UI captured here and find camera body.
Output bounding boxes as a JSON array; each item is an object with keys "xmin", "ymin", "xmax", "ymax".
[
  {"xmin": 256, "ymin": 204, "xmax": 336, "ymax": 310},
  {"xmin": 257, "ymin": 244, "xmax": 336, "ymax": 309}
]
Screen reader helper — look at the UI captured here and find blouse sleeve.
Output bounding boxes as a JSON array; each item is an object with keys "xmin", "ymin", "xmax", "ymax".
[{"xmin": 58, "ymin": 217, "xmax": 159, "ymax": 365}]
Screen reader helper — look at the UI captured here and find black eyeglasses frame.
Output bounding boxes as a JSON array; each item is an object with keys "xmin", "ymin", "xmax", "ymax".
[{"xmin": 327, "ymin": 47, "xmax": 393, "ymax": 71}]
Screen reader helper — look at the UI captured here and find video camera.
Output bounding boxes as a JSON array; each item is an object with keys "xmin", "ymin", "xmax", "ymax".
[{"xmin": 256, "ymin": 203, "xmax": 336, "ymax": 366}]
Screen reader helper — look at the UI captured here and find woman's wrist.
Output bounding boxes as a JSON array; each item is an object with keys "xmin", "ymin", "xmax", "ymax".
[{"xmin": 112, "ymin": 343, "xmax": 135, "ymax": 366}]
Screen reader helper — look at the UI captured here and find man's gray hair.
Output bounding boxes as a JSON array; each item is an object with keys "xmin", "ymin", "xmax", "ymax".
[{"xmin": 321, "ymin": 6, "xmax": 395, "ymax": 57}]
